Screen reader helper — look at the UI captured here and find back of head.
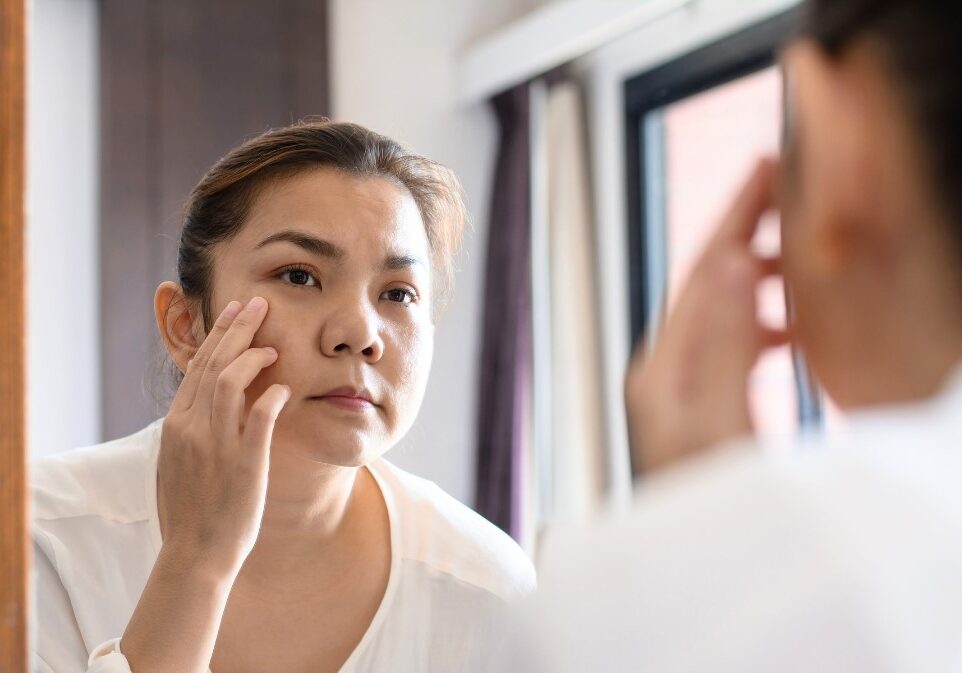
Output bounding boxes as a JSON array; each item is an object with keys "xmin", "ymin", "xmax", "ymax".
[{"xmin": 803, "ymin": 0, "xmax": 962, "ymax": 254}]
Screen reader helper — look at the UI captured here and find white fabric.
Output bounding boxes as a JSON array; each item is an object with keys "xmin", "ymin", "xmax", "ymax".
[
  {"xmin": 545, "ymin": 81, "xmax": 607, "ymax": 524},
  {"xmin": 31, "ymin": 419, "xmax": 535, "ymax": 673},
  {"xmin": 504, "ymin": 364, "xmax": 962, "ymax": 673}
]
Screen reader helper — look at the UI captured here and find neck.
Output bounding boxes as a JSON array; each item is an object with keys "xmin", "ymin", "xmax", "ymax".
[
  {"xmin": 156, "ymin": 440, "xmax": 387, "ymax": 584},
  {"xmin": 827, "ymin": 241, "xmax": 962, "ymax": 409},
  {"xmin": 241, "ymin": 449, "xmax": 375, "ymax": 577},
  {"xmin": 842, "ymin": 330, "xmax": 962, "ymax": 408}
]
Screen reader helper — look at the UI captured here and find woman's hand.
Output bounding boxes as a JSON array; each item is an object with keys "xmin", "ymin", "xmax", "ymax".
[
  {"xmin": 625, "ymin": 158, "xmax": 789, "ymax": 474},
  {"xmin": 158, "ymin": 296, "xmax": 291, "ymax": 575}
]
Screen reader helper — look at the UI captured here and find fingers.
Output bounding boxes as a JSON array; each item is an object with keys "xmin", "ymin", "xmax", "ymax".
[
  {"xmin": 170, "ymin": 300, "xmax": 243, "ymax": 412},
  {"xmin": 211, "ymin": 347, "xmax": 280, "ymax": 435},
  {"xmin": 714, "ymin": 157, "xmax": 779, "ymax": 245},
  {"xmin": 242, "ymin": 384, "xmax": 292, "ymax": 469},
  {"xmin": 760, "ymin": 327, "xmax": 792, "ymax": 349},
  {"xmin": 194, "ymin": 297, "xmax": 270, "ymax": 413},
  {"xmin": 756, "ymin": 255, "xmax": 782, "ymax": 279}
]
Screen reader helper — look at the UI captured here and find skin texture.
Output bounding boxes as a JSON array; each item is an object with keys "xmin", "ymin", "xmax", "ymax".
[
  {"xmin": 626, "ymin": 37, "xmax": 962, "ymax": 473},
  {"xmin": 122, "ymin": 168, "xmax": 434, "ymax": 673}
]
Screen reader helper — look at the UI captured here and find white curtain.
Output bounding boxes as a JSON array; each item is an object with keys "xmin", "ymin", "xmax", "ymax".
[
  {"xmin": 526, "ymin": 78, "xmax": 608, "ymax": 547},
  {"xmin": 545, "ymin": 81, "xmax": 607, "ymax": 522}
]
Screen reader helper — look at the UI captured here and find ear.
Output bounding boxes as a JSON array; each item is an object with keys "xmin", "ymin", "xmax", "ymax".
[
  {"xmin": 784, "ymin": 40, "xmax": 877, "ymax": 277},
  {"xmin": 154, "ymin": 281, "xmax": 204, "ymax": 374}
]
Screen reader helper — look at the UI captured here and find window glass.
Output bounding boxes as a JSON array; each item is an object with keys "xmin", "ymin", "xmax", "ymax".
[{"xmin": 648, "ymin": 66, "xmax": 833, "ymax": 440}]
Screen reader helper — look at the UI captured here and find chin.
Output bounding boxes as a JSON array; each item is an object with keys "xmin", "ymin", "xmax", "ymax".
[{"xmin": 271, "ymin": 410, "xmax": 393, "ymax": 467}]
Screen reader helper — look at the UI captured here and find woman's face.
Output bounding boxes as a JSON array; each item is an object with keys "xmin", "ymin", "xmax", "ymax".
[{"xmin": 206, "ymin": 167, "xmax": 435, "ymax": 466}]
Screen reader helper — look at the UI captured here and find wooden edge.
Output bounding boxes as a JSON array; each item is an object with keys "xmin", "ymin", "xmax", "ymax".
[{"xmin": 0, "ymin": 0, "xmax": 28, "ymax": 669}]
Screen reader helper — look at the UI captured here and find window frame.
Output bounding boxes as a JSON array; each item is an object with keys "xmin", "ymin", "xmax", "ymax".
[
  {"xmin": 623, "ymin": 10, "xmax": 798, "ymax": 343},
  {"xmin": 622, "ymin": 10, "xmax": 825, "ymax": 463}
]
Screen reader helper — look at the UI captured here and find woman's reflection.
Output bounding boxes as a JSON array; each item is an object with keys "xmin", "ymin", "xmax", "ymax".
[{"xmin": 31, "ymin": 120, "xmax": 535, "ymax": 673}]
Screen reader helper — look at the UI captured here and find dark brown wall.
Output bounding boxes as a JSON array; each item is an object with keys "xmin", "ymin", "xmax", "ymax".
[{"xmin": 100, "ymin": 0, "xmax": 329, "ymax": 440}]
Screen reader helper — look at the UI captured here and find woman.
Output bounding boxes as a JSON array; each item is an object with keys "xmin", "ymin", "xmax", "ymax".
[
  {"xmin": 32, "ymin": 121, "xmax": 535, "ymax": 673},
  {"xmin": 503, "ymin": 0, "xmax": 962, "ymax": 670}
]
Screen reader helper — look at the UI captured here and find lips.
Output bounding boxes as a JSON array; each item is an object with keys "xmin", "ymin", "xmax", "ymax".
[{"xmin": 312, "ymin": 386, "xmax": 376, "ymax": 411}]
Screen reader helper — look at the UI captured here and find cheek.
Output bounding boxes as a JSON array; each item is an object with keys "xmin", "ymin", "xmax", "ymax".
[
  {"xmin": 245, "ymin": 307, "xmax": 311, "ymax": 395},
  {"xmin": 386, "ymin": 322, "xmax": 434, "ymax": 406}
]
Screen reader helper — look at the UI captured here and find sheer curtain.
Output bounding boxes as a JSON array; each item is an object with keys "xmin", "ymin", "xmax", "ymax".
[
  {"xmin": 541, "ymin": 80, "xmax": 607, "ymax": 525},
  {"xmin": 475, "ymin": 76, "xmax": 609, "ymax": 549}
]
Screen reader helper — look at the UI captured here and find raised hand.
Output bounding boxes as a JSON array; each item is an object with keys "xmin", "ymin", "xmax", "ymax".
[
  {"xmin": 158, "ymin": 296, "xmax": 290, "ymax": 574},
  {"xmin": 625, "ymin": 159, "xmax": 790, "ymax": 474}
]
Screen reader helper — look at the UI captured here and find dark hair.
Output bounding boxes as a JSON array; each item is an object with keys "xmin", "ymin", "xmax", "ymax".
[
  {"xmin": 179, "ymin": 118, "xmax": 467, "ymax": 328},
  {"xmin": 802, "ymin": 0, "xmax": 962, "ymax": 249}
]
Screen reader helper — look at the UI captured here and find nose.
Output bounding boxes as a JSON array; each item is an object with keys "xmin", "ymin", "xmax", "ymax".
[{"xmin": 320, "ymin": 298, "xmax": 384, "ymax": 363}]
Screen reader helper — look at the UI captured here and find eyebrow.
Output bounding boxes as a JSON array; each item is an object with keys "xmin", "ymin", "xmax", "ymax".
[
  {"xmin": 255, "ymin": 228, "xmax": 426, "ymax": 272},
  {"xmin": 255, "ymin": 230, "xmax": 346, "ymax": 261},
  {"xmin": 384, "ymin": 254, "xmax": 425, "ymax": 272}
]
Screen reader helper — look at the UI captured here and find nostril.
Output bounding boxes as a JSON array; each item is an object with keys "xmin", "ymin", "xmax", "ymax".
[
  {"xmin": 362, "ymin": 346, "xmax": 374, "ymax": 357},
  {"xmin": 334, "ymin": 343, "xmax": 348, "ymax": 352}
]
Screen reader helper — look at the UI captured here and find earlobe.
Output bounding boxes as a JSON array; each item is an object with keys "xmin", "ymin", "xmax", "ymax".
[{"xmin": 154, "ymin": 281, "xmax": 200, "ymax": 374}]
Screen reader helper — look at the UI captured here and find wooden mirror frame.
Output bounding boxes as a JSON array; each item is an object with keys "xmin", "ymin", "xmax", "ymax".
[{"xmin": 0, "ymin": 0, "xmax": 28, "ymax": 669}]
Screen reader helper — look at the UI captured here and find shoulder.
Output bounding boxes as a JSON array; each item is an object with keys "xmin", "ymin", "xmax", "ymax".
[
  {"xmin": 371, "ymin": 459, "xmax": 536, "ymax": 602},
  {"xmin": 523, "ymin": 432, "xmax": 962, "ymax": 671},
  {"xmin": 32, "ymin": 419, "xmax": 163, "ymax": 524},
  {"xmin": 544, "ymin": 426, "xmax": 962, "ymax": 581}
]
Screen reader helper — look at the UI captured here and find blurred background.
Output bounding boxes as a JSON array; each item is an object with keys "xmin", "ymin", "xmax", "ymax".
[{"xmin": 27, "ymin": 0, "xmax": 813, "ymax": 553}]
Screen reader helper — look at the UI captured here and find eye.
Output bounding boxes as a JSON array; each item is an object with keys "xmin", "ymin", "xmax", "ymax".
[
  {"xmin": 381, "ymin": 287, "xmax": 417, "ymax": 305},
  {"xmin": 278, "ymin": 266, "xmax": 318, "ymax": 287}
]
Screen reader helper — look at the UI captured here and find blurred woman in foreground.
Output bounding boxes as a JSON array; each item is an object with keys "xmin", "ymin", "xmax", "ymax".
[{"xmin": 508, "ymin": 0, "xmax": 962, "ymax": 670}]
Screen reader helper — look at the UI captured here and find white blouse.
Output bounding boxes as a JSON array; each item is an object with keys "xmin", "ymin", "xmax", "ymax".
[
  {"xmin": 31, "ymin": 419, "xmax": 535, "ymax": 673},
  {"xmin": 504, "ymin": 365, "xmax": 962, "ymax": 672}
]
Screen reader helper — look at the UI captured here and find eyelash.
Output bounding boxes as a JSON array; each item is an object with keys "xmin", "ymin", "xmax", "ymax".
[
  {"xmin": 276, "ymin": 265, "xmax": 419, "ymax": 305},
  {"xmin": 382, "ymin": 287, "xmax": 419, "ymax": 305},
  {"xmin": 277, "ymin": 264, "xmax": 319, "ymax": 288}
]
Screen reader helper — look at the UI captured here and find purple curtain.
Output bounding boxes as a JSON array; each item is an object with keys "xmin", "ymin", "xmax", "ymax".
[{"xmin": 474, "ymin": 84, "xmax": 532, "ymax": 540}]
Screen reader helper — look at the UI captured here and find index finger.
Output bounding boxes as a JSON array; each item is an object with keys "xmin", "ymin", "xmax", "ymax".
[
  {"xmin": 192, "ymin": 296, "xmax": 271, "ymax": 414},
  {"xmin": 169, "ymin": 300, "xmax": 242, "ymax": 412},
  {"xmin": 713, "ymin": 157, "xmax": 779, "ymax": 245}
]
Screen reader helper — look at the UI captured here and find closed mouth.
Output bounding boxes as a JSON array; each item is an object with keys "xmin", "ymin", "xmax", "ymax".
[{"xmin": 310, "ymin": 386, "xmax": 377, "ymax": 410}]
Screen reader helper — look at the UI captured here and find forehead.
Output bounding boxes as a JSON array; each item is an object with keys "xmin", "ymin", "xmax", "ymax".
[{"xmin": 235, "ymin": 166, "xmax": 429, "ymax": 256}]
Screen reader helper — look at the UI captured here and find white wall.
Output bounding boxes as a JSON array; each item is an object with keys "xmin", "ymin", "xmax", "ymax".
[
  {"xmin": 331, "ymin": 0, "xmax": 551, "ymax": 505},
  {"xmin": 27, "ymin": 0, "xmax": 102, "ymax": 457}
]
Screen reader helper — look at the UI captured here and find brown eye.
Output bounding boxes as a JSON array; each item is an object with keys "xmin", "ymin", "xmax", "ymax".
[
  {"xmin": 381, "ymin": 288, "xmax": 416, "ymax": 304},
  {"xmin": 280, "ymin": 268, "xmax": 318, "ymax": 287}
]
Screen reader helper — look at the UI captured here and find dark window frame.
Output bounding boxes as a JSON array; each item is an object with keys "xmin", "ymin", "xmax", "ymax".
[
  {"xmin": 623, "ymin": 10, "xmax": 799, "ymax": 343},
  {"xmin": 622, "ymin": 10, "xmax": 826, "ymax": 468}
]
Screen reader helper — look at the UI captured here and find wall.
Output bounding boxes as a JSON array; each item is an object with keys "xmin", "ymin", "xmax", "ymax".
[
  {"xmin": 27, "ymin": 0, "xmax": 101, "ymax": 457},
  {"xmin": 331, "ymin": 0, "xmax": 550, "ymax": 505},
  {"xmin": 98, "ymin": 0, "xmax": 331, "ymax": 442}
]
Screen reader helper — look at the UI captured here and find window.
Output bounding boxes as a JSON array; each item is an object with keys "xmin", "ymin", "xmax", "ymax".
[{"xmin": 624, "ymin": 11, "xmax": 830, "ymax": 451}]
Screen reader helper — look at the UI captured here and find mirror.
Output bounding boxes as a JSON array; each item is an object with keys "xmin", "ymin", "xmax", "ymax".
[{"xmin": 0, "ymin": 0, "xmax": 27, "ymax": 668}]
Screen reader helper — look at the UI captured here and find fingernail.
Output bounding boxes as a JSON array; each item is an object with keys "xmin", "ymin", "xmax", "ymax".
[
  {"xmin": 264, "ymin": 347, "xmax": 277, "ymax": 357},
  {"xmin": 283, "ymin": 385, "xmax": 293, "ymax": 400},
  {"xmin": 246, "ymin": 296, "xmax": 266, "ymax": 312},
  {"xmin": 223, "ymin": 301, "xmax": 242, "ymax": 318}
]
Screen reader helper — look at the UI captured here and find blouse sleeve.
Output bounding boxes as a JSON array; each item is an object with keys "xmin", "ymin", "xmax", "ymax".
[{"xmin": 32, "ymin": 532, "xmax": 133, "ymax": 673}]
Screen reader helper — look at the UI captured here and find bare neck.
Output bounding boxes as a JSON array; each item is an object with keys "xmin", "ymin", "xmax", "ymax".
[
  {"xmin": 156, "ymin": 445, "xmax": 389, "ymax": 587},
  {"xmin": 241, "ymin": 451, "xmax": 386, "ymax": 579},
  {"xmin": 827, "ymin": 234, "xmax": 962, "ymax": 409}
]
